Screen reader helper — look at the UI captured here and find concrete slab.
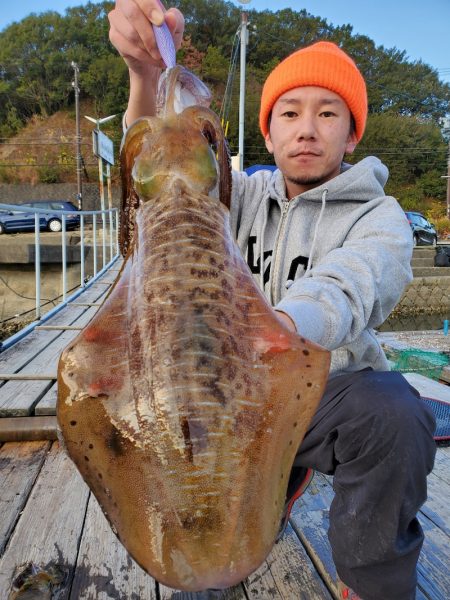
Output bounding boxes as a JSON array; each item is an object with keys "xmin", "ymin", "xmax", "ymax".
[
  {"xmin": 0, "ymin": 232, "xmax": 82, "ymax": 263},
  {"xmin": 403, "ymin": 372, "xmax": 450, "ymax": 403}
]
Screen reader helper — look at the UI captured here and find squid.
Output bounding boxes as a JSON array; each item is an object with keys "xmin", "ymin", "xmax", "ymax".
[{"xmin": 57, "ymin": 65, "xmax": 330, "ymax": 591}]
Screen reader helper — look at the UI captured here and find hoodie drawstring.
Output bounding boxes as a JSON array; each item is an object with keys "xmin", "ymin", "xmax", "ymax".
[
  {"xmin": 306, "ymin": 188, "xmax": 328, "ymax": 273},
  {"xmin": 259, "ymin": 201, "xmax": 269, "ymax": 290}
]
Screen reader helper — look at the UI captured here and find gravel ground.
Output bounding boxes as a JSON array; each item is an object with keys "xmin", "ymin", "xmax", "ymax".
[{"xmin": 377, "ymin": 330, "xmax": 450, "ymax": 354}]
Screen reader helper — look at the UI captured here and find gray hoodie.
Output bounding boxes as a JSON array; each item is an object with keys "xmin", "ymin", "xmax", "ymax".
[{"xmin": 230, "ymin": 156, "xmax": 413, "ymax": 376}]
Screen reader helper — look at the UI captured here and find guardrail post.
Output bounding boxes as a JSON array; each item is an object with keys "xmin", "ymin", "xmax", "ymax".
[
  {"xmin": 80, "ymin": 214, "xmax": 85, "ymax": 287},
  {"xmin": 93, "ymin": 213, "xmax": 97, "ymax": 277},
  {"xmin": 102, "ymin": 209, "xmax": 106, "ymax": 270},
  {"xmin": 0, "ymin": 203, "xmax": 121, "ymax": 351},
  {"xmin": 34, "ymin": 213, "xmax": 41, "ymax": 320},
  {"xmin": 109, "ymin": 208, "xmax": 114, "ymax": 262},
  {"xmin": 115, "ymin": 209, "xmax": 119, "ymax": 255},
  {"xmin": 62, "ymin": 213, "xmax": 67, "ymax": 302}
]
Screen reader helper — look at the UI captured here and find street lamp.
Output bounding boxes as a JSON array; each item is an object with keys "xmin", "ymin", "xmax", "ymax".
[
  {"xmin": 71, "ymin": 62, "xmax": 82, "ymax": 209},
  {"xmin": 84, "ymin": 113, "xmax": 118, "ymax": 268},
  {"xmin": 85, "ymin": 114, "xmax": 118, "ymax": 129},
  {"xmin": 237, "ymin": 0, "xmax": 252, "ymax": 171},
  {"xmin": 84, "ymin": 114, "xmax": 118, "ymax": 212}
]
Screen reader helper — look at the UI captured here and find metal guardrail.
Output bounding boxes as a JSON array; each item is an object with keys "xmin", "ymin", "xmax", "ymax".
[{"xmin": 0, "ymin": 203, "xmax": 120, "ymax": 351}]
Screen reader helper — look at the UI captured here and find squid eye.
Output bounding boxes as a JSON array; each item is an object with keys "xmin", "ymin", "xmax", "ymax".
[{"xmin": 202, "ymin": 127, "xmax": 218, "ymax": 152}]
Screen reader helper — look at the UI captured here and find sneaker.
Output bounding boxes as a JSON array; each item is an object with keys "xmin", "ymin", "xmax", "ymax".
[
  {"xmin": 337, "ymin": 578, "xmax": 362, "ymax": 600},
  {"xmin": 276, "ymin": 467, "xmax": 314, "ymax": 542}
]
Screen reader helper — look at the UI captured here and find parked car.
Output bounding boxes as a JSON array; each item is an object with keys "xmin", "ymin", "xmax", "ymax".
[
  {"xmin": 404, "ymin": 211, "xmax": 437, "ymax": 246},
  {"xmin": 0, "ymin": 200, "xmax": 80, "ymax": 234}
]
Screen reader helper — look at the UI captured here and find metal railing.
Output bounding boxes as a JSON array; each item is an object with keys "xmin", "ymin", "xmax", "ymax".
[{"xmin": 0, "ymin": 203, "xmax": 120, "ymax": 350}]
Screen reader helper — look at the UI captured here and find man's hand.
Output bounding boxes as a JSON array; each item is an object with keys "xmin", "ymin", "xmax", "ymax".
[
  {"xmin": 275, "ymin": 310, "xmax": 297, "ymax": 332},
  {"xmin": 108, "ymin": 0, "xmax": 185, "ymax": 74},
  {"xmin": 108, "ymin": 1, "xmax": 185, "ymax": 124}
]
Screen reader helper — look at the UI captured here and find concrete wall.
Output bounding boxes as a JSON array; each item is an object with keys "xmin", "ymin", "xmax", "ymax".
[
  {"xmin": 0, "ymin": 263, "xmax": 84, "ymax": 321},
  {"xmin": 0, "ymin": 183, "xmax": 121, "ymax": 211},
  {"xmin": 393, "ymin": 277, "xmax": 450, "ymax": 315}
]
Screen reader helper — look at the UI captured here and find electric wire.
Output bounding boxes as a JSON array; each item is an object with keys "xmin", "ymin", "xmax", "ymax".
[
  {"xmin": 0, "ymin": 273, "xmax": 56, "ymax": 310},
  {"xmin": 219, "ymin": 27, "xmax": 241, "ymax": 133},
  {"xmin": 0, "ymin": 279, "xmax": 89, "ymax": 324}
]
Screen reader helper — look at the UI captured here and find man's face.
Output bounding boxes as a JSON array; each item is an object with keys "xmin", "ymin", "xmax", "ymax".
[{"xmin": 265, "ymin": 86, "xmax": 357, "ymax": 199}]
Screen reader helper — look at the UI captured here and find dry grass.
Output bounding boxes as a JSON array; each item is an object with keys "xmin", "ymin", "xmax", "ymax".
[{"xmin": 0, "ymin": 101, "xmax": 121, "ymax": 185}]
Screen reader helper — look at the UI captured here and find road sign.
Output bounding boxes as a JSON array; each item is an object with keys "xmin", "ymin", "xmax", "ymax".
[{"xmin": 92, "ymin": 130, "xmax": 114, "ymax": 165}]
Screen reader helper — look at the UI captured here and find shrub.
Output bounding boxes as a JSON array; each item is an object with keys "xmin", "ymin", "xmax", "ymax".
[
  {"xmin": 38, "ymin": 166, "xmax": 60, "ymax": 183},
  {"xmin": 432, "ymin": 216, "xmax": 450, "ymax": 238}
]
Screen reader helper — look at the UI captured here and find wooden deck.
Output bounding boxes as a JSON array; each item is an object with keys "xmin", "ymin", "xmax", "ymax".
[{"xmin": 0, "ymin": 264, "xmax": 450, "ymax": 599}]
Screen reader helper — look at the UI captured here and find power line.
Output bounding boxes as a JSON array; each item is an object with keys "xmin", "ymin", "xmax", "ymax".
[
  {"xmin": 0, "ymin": 162, "xmax": 99, "ymax": 167},
  {"xmin": 0, "ymin": 273, "xmax": 56, "ymax": 309},
  {"xmin": 0, "ymin": 141, "xmax": 92, "ymax": 146}
]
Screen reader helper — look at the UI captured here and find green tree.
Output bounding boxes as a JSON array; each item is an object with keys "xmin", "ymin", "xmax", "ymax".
[
  {"xmin": 202, "ymin": 46, "xmax": 229, "ymax": 84},
  {"xmin": 81, "ymin": 55, "xmax": 129, "ymax": 115},
  {"xmin": 354, "ymin": 113, "xmax": 447, "ymax": 186},
  {"xmin": 0, "ymin": 12, "xmax": 72, "ymax": 118},
  {"xmin": 0, "ymin": 0, "xmax": 448, "ymax": 209}
]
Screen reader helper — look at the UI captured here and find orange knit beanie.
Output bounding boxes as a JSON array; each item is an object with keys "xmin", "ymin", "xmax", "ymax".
[{"xmin": 259, "ymin": 41, "xmax": 367, "ymax": 142}]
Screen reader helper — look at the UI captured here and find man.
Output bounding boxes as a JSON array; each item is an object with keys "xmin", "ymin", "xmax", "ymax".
[{"xmin": 109, "ymin": 2, "xmax": 436, "ymax": 598}]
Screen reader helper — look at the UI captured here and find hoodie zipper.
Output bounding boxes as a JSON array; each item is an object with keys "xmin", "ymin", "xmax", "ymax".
[{"xmin": 269, "ymin": 199, "xmax": 290, "ymax": 305}]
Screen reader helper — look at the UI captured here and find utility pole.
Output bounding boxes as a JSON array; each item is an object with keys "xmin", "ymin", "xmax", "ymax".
[
  {"xmin": 85, "ymin": 114, "xmax": 117, "ymax": 211},
  {"xmin": 85, "ymin": 114, "xmax": 117, "ymax": 268},
  {"xmin": 442, "ymin": 138, "xmax": 450, "ymax": 220},
  {"xmin": 447, "ymin": 139, "xmax": 450, "ymax": 219},
  {"xmin": 237, "ymin": 0, "xmax": 251, "ymax": 171},
  {"xmin": 71, "ymin": 62, "xmax": 83, "ymax": 210}
]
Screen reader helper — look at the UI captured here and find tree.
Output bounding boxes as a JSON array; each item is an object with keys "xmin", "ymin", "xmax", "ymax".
[
  {"xmin": 0, "ymin": 12, "xmax": 72, "ymax": 119},
  {"xmin": 0, "ymin": 0, "xmax": 448, "ymax": 214},
  {"xmin": 354, "ymin": 113, "xmax": 447, "ymax": 186},
  {"xmin": 202, "ymin": 46, "xmax": 229, "ymax": 84}
]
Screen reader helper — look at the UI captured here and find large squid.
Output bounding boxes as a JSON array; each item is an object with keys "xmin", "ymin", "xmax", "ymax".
[{"xmin": 57, "ymin": 65, "xmax": 330, "ymax": 591}]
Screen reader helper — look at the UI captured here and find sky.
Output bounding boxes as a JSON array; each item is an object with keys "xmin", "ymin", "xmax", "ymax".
[{"xmin": 1, "ymin": 0, "xmax": 449, "ymax": 84}]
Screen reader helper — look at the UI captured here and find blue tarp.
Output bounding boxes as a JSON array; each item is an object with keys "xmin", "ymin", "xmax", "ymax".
[{"xmin": 244, "ymin": 164, "xmax": 277, "ymax": 176}]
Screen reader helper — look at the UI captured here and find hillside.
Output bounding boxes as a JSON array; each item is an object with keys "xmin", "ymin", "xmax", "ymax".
[{"xmin": 0, "ymin": 100, "xmax": 122, "ymax": 187}]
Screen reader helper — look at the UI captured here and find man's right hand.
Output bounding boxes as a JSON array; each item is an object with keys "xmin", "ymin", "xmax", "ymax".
[
  {"xmin": 108, "ymin": 1, "xmax": 185, "ymax": 124},
  {"xmin": 108, "ymin": 0, "xmax": 185, "ymax": 74}
]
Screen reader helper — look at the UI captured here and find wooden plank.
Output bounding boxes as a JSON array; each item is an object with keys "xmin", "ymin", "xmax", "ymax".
[
  {"xmin": 70, "ymin": 493, "xmax": 158, "ymax": 600},
  {"xmin": 35, "ymin": 383, "xmax": 57, "ymax": 415},
  {"xmin": 243, "ymin": 524, "xmax": 333, "ymax": 599},
  {"xmin": 159, "ymin": 583, "xmax": 246, "ymax": 599},
  {"xmin": 0, "ymin": 416, "xmax": 57, "ymax": 441},
  {"xmin": 74, "ymin": 486, "xmax": 327, "ymax": 599},
  {"xmin": 440, "ymin": 366, "xmax": 450, "ymax": 385},
  {"xmin": 431, "ymin": 447, "xmax": 450, "ymax": 486},
  {"xmin": 35, "ymin": 325, "xmax": 84, "ymax": 331},
  {"xmin": 0, "ymin": 441, "xmax": 50, "ymax": 556},
  {"xmin": 417, "ymin": 512, "xmax": 450, "ymax": 600},
  {"xmin": 419, "ymin": 447, "xmax": 450, "ymax": 540},
  {"xmin": 0, "ymin": 374, "xmax": 56, "ymax": 380},
  {"xmin": 0, "ymin": 307, "xmax": 97, "ymax": 417},
  {"xmin": 290, "ymin": 477, "xmax": 337, "ymax": 596},
  {"xmin": 0, "ymin": 310, "xmax": 84, "ymax": 378},
  {"xmin": 0, "ymin": 285, "xmax": 108, "ymax": 377},
  {"xmin": 0, "ymin": 442, "xmax": 90, "ymax": 599},
  {"xmin": 0, "ymin": 379, "xmax": 53, "ymax": 417},
  {"xmin": 70, "ymin": 303, "xmax": 103, "ymax": 307},
  {"xmin": 0, "ymin": 265, "xmax": 115, "ymax": 379},
  {"xmin": 403, "ymin": 372, "xmax": 450, "ymax": 403},
  {"xmin": 420, "ymin": 468, "xmax": 450, "ymax": 538},
  {"xmin": 293, "ymin": 468, "xmax": 447, "ymax": 600}
]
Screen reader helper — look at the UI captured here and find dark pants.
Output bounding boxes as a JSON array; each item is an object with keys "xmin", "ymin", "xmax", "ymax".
[{"xmin": 291, "ymin": 369, "xmax": 436, "ymax": 600}]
